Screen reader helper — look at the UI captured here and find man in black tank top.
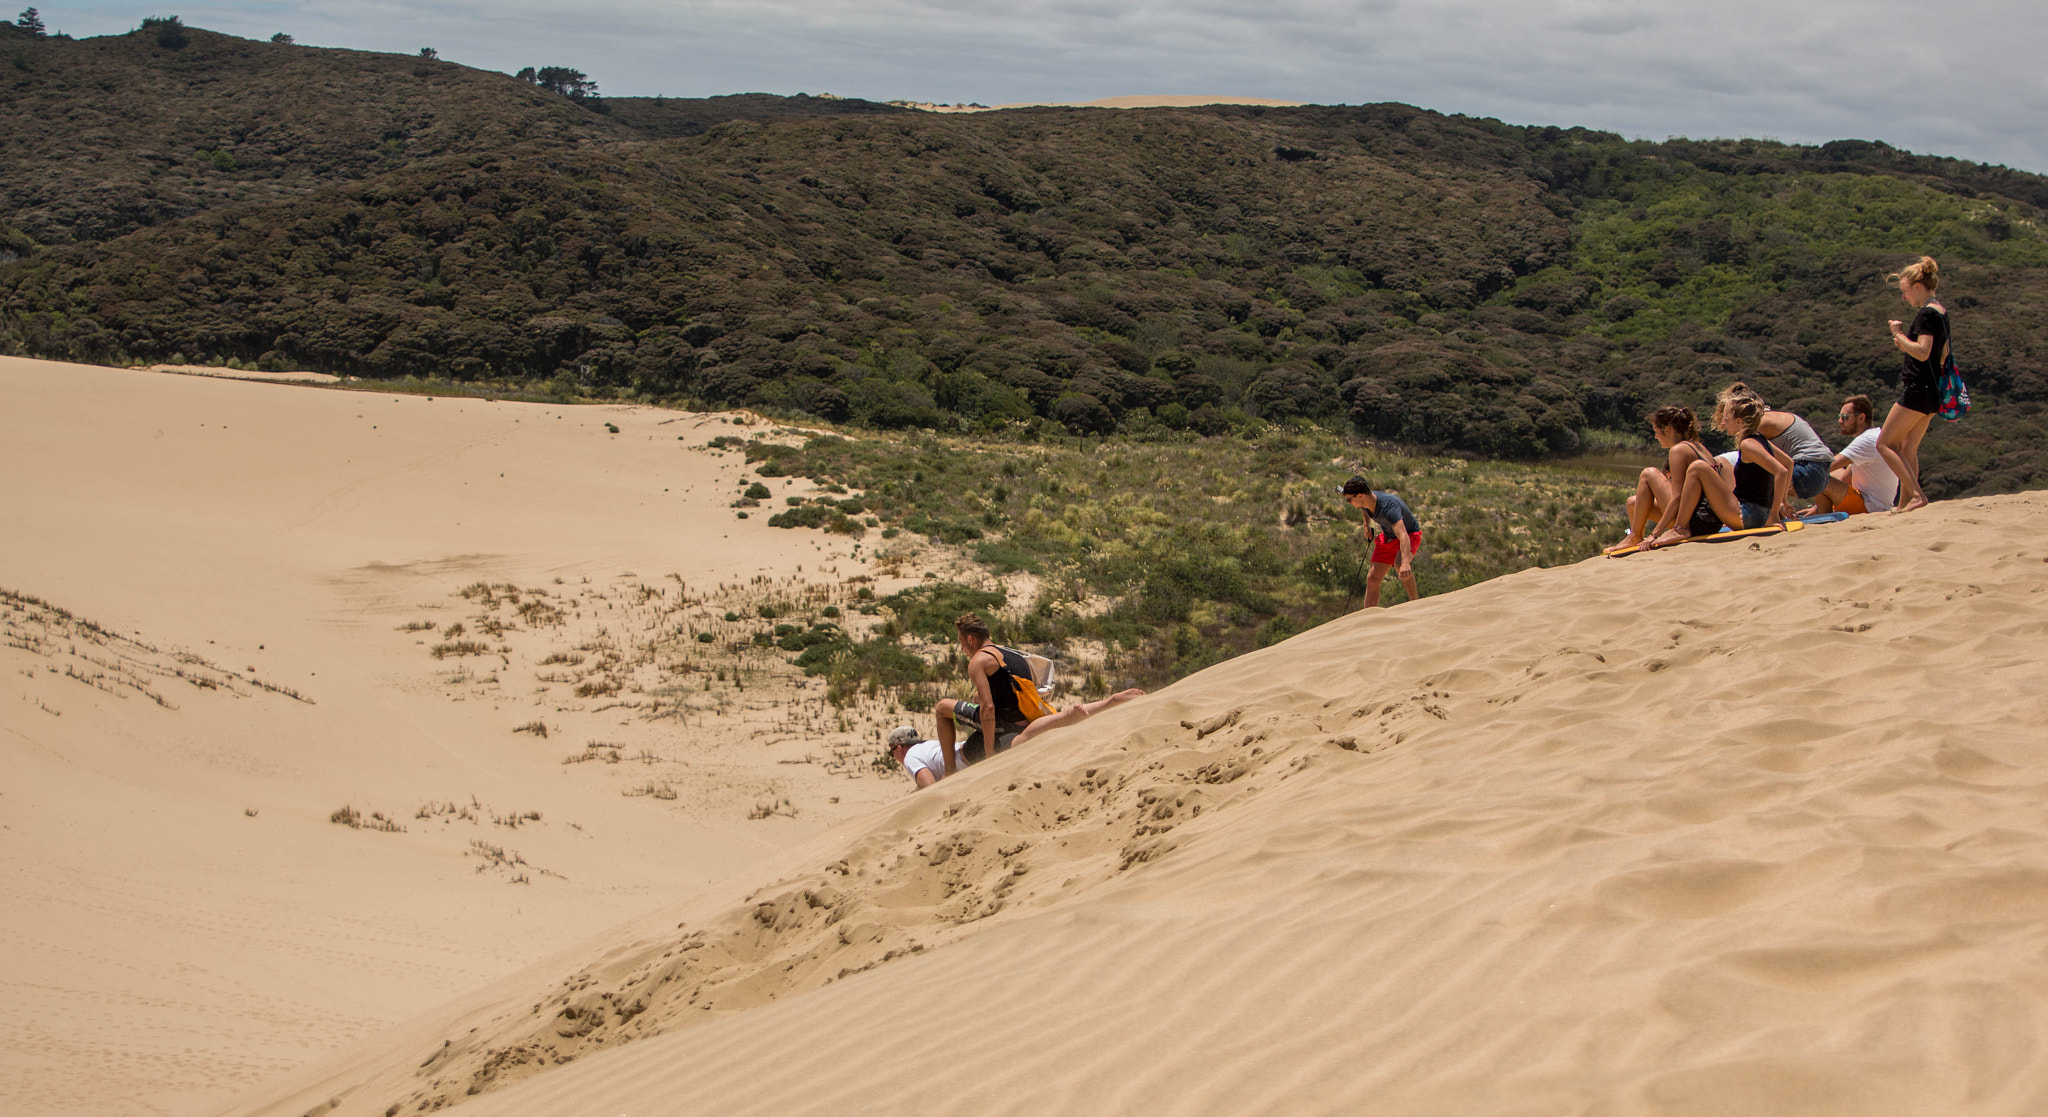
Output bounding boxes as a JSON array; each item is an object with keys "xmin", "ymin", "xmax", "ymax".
[{"xmin": 932, "ymin": 612, "xmax": 1038, "ymax": 777}]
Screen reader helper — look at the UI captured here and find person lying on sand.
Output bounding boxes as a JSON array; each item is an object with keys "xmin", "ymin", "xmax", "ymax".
[
  {"xmin": 1645, "ymin": 394, "xmax": 1789, "ymax": 549},
  {"xmin": 1339, "ymin": 476, "xmax": 1423, "ymax": 607},
  {"xmin": 888, "ymin": 725, "xmax": 965, "ymax": 789},
  {"xmin": 1010, "ymin": 688, "xmax": 1147, "ymax": 747},
  {"xmin": 895, "ymin": 689, "xmax": 1145, "ymax": 789},
  {"xmin": 1805, "ymin": 394, "xmax": 1899, "ymax": 516},
  {"xmin": 1606, "ymin": 406, "xmax": 1719, "ymax": 554}
]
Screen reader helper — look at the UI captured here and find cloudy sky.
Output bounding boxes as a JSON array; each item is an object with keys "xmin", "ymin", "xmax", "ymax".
[{"xmin": 38, "ymin": 0, "xmax": 2048, "ymax": 173}]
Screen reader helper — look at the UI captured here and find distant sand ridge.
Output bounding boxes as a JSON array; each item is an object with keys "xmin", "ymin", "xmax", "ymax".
[
  {"xmin": 895, "ymin": 94, "xmax": 1304, "ymax": 113},
  {"xmin": 220, "ymin": 491, "xmax": 2048, "ymax": 1115}
]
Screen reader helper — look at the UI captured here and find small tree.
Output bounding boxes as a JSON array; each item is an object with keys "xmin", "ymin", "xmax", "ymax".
[
  {"xmin": 418, "ymin": 46, "xmax": 436, "ymax": 59},
  {"xmin": 16, "ymin": 7, "xmax": 45, "ymax": 37},
  {"xmin": 530, "ymin": 65, "xmax": 598, "ymax": 100},
  {"xmin": 270, "ymin": 31, "xmax": 292, "ymax": 44},
  {"xmin": 139, "ymin": 15, "xmax": 186, "ymax": 49}
]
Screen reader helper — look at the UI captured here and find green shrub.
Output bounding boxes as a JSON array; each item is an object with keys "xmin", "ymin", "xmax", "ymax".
[
  {"xmin": 880, "ymin": 583, "xmax": 1006, "ymax": 641},
  {"xmin": 795, "ymin": 636, "xmax": 930, "ymax": 687},
  {"xmin": 767, "ymin": 504, "xmax": 831, "ymax": 529},
  {"xmin": 1296, "ymin": 545, "xmax": 1370, "ymax": 597}
]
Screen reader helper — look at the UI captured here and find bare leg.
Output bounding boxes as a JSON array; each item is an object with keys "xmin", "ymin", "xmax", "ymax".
[
  {"xmin": 1011, "ymin": 689, "xmax": 1146, "ymax": 747},
  {"xmin": 1878, "ymin": 405, "xmax": 1933, "ymax": 512},
  {"xmin": 1648, "ymin": 459, "xmax": 1739, "ymax": 547},
  {"xmin": 1646, "ymin": 461, "xmax": 1705, "ymax": 549},
  {"xmin": 1364, "ymin": 563, "xmax": 1389, "ymax": 607},
  {"xmin": 1809, "ymin": 469, "xmax": 1853, "ymax": 515},
  {"xmin": 1608, "ymin": 468, "xmax": 1671, "ymax": 552},
  {"xmin": 1395, "ymin": 565, "xmax": 1420, "ymax": 603},
  {"xmin": 934, "ymin": 698, "xmax": 961, "ymax": 776},
  {"xmin": 1693, "ymin": 456, "xmax": 1745, "ymax": 529},
  {"xmin": 1894, "ymin": 410, "xmax": 1934, "ymax": 512}
]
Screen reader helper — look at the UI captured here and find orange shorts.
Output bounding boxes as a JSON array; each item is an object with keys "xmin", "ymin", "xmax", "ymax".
[{"xmin": 1836, "ymin": 489, "xmax": 1868, "ymax": 516}]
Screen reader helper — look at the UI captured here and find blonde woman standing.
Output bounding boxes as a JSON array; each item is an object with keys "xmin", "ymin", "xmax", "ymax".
[{"xmin": 1881, "ymin": 256, "xmax": 1947, "ymax": 513}]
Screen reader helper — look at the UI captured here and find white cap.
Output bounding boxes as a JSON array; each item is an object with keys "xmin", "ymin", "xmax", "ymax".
[{"xmin": 886, "ymin": 726, "xmax": 920, "ymax": 748}]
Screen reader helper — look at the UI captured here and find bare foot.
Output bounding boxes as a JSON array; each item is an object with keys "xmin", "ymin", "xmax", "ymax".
[
  {"xmin": 1105, "ymin": 688, "xmax": 1145, "ymax": 705},
  {"xmin": 1602, "ymin": 533, "xmax": 1638, "ymax": 555},
  {"xmin": 1891, "ymin": 496, "xmax": 1930, "ymax": 514},
  {"xmin": 1643, "ymin": 528, "xmax": 1690, "ymax": 550}
]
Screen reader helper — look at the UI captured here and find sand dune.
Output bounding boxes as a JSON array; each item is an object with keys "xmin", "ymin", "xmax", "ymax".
[
  {"xmin": 0, "ymin": 357, "xmax": 960, "ymax": 1115},
  {"xmin": 215, "ymin": 492, "xmax": 2048, "ymax": 1115}
]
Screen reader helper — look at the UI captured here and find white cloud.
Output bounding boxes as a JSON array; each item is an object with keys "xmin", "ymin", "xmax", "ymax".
[{"xmin": 41, "ymin": 0, "xmax": 2048, "ymax": 171}]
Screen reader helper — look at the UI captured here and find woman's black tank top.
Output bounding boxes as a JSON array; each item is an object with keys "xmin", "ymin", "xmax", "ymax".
[{"xmin": 1733, "ymin": 437, "xmax": 1774, "ymax": 506}]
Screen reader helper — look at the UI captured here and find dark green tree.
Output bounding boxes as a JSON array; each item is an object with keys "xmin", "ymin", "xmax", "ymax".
[
  {"xmin": 418, "ymin": 46, "xmax": 436, "ymax": 59},
  {"xmin": 529, "ymin": 65, "xmax": 597, "ymax": 99},
  {"xmin": 139, "ymin": 15, "xmax": 186, "ymax": 49},
  {"xmin": 15, "ymin": 7, "xmax": 45, "ymax": 36},
  {"xmin": 269, "ymin": 31, "xmax": 291, "ymax": 44}
]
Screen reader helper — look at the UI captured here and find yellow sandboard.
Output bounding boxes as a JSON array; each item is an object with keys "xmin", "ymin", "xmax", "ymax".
[{"xmin": 1605, "ymin": 518, "xmax": 1802, "ymax": 557}]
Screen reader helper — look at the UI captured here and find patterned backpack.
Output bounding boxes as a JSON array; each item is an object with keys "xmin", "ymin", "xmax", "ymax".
[{"xmin": 1936, "ymin": 346, "xmax": 1970, "ymax": 422}]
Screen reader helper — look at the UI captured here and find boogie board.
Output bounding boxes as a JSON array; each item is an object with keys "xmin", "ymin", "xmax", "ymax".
[{"xmin": 1604, "ymin": 519, "xmax": 1803, "ymax": 558}]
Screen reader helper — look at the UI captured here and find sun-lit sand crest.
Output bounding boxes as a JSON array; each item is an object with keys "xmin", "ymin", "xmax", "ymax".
[
  {"xmin": 214, "ymin": 486, "xmax": 2048, "ymax": 1116},
  {"xmin": 9, "ymin": 354, "xmax": 2048, "ymax": 1115},
  {"xmin": 212, "ymin": 489, "xmax": 2048, "ymax": 1116}
]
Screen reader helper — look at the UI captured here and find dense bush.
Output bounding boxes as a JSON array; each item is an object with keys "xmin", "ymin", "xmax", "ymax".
[{"xmin": 1, "ymin": 26, "xmax": 2044, "ymax": 495}]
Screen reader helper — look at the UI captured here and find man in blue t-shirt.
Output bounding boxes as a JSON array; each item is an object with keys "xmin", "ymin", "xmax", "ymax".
[{"xmin": 1339, "ymin": 475, "xmax": 1423, "ymax": 608}]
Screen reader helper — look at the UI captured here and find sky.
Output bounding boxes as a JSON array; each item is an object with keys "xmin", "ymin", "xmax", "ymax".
[{"xmin": 32, "ymin": 1, "xmax": 2048, "ymax": 174}]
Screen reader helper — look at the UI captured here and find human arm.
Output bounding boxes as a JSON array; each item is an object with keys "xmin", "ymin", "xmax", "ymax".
[
  {"xmin": 915, "ymin": 768, "xmax": 938, "ymax": 789},
  {"xmin": 1391, "ymin": 521, "xmax": 1414, "ymax": 576},
  {"xmin": 970, "ymin": 650, "xmax": 998, "ymax": 757},
  {"xmin": 1889, "ymin": 308, "xmax": 1938, "ymax": 362},
  {"xmin": 1769, "ymin": 443, "xmax": 1797, "ymax": 522}
]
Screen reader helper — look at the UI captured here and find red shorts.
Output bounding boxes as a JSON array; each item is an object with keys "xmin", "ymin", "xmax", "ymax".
[{"xmin": 1371, "ymin": 530, "xmax": 1420, "ymax": 566}]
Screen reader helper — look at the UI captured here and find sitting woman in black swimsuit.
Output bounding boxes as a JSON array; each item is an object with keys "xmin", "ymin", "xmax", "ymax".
[
  {"xmin": 1605, "ymin": 405, "xmax": 1718, "ymax": 554},
  {"xmin": 1645, "ymin": 395, "xmax": 1789, "ymax": 548}
]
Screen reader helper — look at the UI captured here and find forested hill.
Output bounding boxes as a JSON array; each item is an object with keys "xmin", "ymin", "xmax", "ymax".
[{"xmin": 4, "ymin": 22, "xmax": 2046, "ymax": 496}]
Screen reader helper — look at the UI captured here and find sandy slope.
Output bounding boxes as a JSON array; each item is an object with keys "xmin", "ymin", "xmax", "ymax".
[
  {"xmin": 215, "ymin": 492, "xmax": 2048, "ymax": 1116},
  {"xmin": 0, "ymin": 357, "xmax": 951, "ymax": 1116}
]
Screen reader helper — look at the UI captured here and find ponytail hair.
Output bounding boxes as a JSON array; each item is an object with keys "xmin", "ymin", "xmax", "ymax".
[
  {"xmin": 1887, "ymin": 255, "xmax": 1940, "ymax": 292},
  {"xmin": 1650, "ymin": 405, "xmax": 1701, "ymax": 442},
  {"xmin": 1715, "ymin": 393, "xmax": 1767, "ymax": 437},
  {"xmin": 1718, "ymin": 381, "xmax": 1764, "ymax": 409}
]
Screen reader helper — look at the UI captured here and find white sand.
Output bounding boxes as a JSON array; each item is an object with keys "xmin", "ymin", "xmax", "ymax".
[
  {"xmin": 13, "ymin": 353, "xmax": 2048, "ymax": 1116},
  {"xmin": 0, "ymin": 357, "xmax": 935, "ymax": 1115},
  {"xmin": 215, "ymin": 484, "xmax": 2048, "ymax": 1113}
]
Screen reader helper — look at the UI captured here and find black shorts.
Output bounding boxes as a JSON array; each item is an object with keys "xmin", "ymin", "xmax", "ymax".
[
  {"xmin": 951, "ymin": 701, "xmax": 1024, "ymax": 762},
  {"xmin": 1898, "ymin": 367, "xmax": 1938, "ymax": 415},
  {"xmin": 1686, "ymin": 497, "xmax": 1721, "ymax": 538}
]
